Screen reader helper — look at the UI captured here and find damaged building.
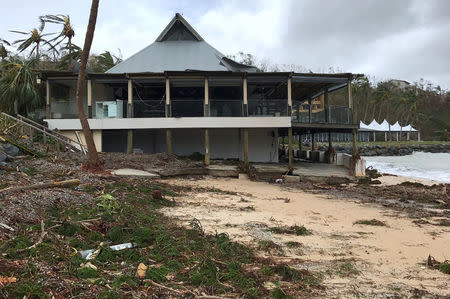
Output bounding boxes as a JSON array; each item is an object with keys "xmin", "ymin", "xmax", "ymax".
[{"xmin": 40, "ymin": 13, "xmax": 361, "ymax": 170}]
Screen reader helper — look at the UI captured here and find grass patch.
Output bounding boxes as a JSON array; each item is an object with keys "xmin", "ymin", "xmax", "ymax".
[
  {"xmin": 337, "ymin": 261, "xmax": 360, "ymax": 277},
  {"xmin": 285, "ymin": 241, "xmax": 302, "ymax": 248},
  {"xmin": 440, "ymin": 262, "xmax": 450, "ymax": 274},
  {"xmin": 270, "ymin": 225, "xmax": 312, "ymax": 236},
  {"xmin": 353, "ymin": 219, "xmax": 386, "ymax": 226},
  {"xmin": 0, "ymin": 178, "xmax": 323, "ymax": 298},
  {"xmin": 271, "ymin": 264, "xmax": 322, "ymax": 286}
]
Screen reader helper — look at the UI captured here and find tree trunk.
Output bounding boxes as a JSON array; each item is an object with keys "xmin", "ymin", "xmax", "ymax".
[
  {"xmin": 75, "ymin": 0, "xmax": 101, "ymax": 170},
  {"xmin": 36, "ymin": 42, "xmax": 39, "ymax": 59},
  {"xmin": 69, "ymin": 36, "xmax": 72, "ymax": 55}
]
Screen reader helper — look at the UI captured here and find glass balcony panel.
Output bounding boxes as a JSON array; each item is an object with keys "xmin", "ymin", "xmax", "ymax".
[
  {"xmin": 133, "ymin": 99, "xmax": 165, "ymax": 118},
  {"xmin": 210, "ymin": 99, "xmax": 242, "ymax": 117},
  {"xmin": 329, "ymin": 105, "xmax": 350, "ymax": 124},
  {"xmin": 248, "ymin": 99, "xmax": 287, "ymax": 117},
  {"xmin": 171, "ymin": 99, "xmax": 204, "ymax": 117},
  {"xmin": 94, "ymin": 100, "xmax": 125, "ymax": 118}
]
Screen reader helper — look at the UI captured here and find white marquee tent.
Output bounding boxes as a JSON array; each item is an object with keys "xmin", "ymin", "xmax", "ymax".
[{"xmin": 358, "ymin": 119, "xmax": 420, "ymax": 141}]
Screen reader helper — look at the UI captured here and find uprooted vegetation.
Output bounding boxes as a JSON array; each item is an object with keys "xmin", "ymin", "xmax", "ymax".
[
  {"xmin": 0, "ymin": 173, "xmax": 324, "ymax": 298},
  {"xmin": 353, "ymin": 219, "xmax": 387, "ymax": 226}
]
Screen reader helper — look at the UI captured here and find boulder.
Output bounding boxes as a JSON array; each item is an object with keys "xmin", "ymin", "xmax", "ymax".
[{"xmin": 2, "ymin": 143, "xmax": 19, "ymax": 157}]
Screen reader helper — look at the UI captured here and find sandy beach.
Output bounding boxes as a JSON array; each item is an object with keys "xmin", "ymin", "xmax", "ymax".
[{"xmin": 163, "ymin": 176, "xmax": 450, "ymax": 298}]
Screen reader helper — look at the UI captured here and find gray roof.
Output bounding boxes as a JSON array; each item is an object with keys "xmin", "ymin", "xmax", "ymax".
[{"xmin": 106, "ymin": 13, "xmax": 258, "ymax": 74}]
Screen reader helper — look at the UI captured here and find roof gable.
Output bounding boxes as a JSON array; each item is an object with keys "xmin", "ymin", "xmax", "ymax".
[{"xmin": 156, "ymin": 13, "xmax": 203, "ymax": 42}]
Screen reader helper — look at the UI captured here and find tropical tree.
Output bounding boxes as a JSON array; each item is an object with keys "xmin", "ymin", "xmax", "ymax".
[
  {"xmin": 10, "ymin": 28, "xmax": 56, "ymax": 58},
  {"xmin": 39, "ymin": 14, "xmax": 75, "ymax": 54},
  {"xmin": 57, "ymin": 44, "xmax": 82, "ymax": 71},
  {"xmin": 0, "ymin": 38, "xmax": 11, "ymax": 60},
  {"xmin": 76, "ymin": 0, "xmax": 101, "ymax": 170},
  {"xmin": 0, "ymin": 57, "xmax": 43, "ymax": 114},
  {"xmin": 89, "ymin": 51, "xmax": 122, "ymax": 73}
]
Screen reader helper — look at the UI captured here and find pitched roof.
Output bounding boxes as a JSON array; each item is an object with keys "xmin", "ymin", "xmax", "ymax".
[{"xmin": 107, "ymin": 13, "xmax": 258, "ymax": 74}]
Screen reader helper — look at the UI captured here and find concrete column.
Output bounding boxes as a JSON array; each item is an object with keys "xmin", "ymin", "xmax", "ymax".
[
  {"xmin": 288, "ymin": 127, "xmax": 293, "ymax": 168},
  {"xmin": 46, "ymin": 80, "xmax": 51, "ymax": 118},
  {"xmin": 287, "ymin": 77, "xmax": 292, "ymax": 116},
  {"xmin": 348, "ymin": 80, "xmax": 358, "ymax": 155},
  {"xmin": 324, "ymin": 89, "xmax": 329, "ymax": 123},
  {"xmin": 204, "ymin": 78, "xmax": 210, "ymax": 117},
  {"xmin": 165, "ymin": 78, "xmax": 171, "ymax": 117},
  {"xmin": 243, "ymin": 77, "xmax": 248, "ymax": 116},
  {"xmin": 418, "ymin": 132, "xmax": 421, "ymax": 142},
  {"xmin": 396, "ymin": 132, "xmax": 399, "ymax": 142},
  {"xmin": 407, "ymin": 132, "xmax": 410, "ymax": 141},
  {"xmin": 204, "ymin": 128, "xmax": 210, "ymax": 165},
  {"xmin": 299, "ymin": 134, "xmax": 302, "ymax": 150},
  {"xmin": 166, "ymin": 129, "xmax": 172, "ymax": 154},
  {"xmin": 87, "ymin": 79, "xmax": 93, "ymax": 118},
  {"xmin": 243, "ymin": 129, "xmax": 249, "ymax": 165},
  {"xmin": 373, "ymin": 131, "xmax": 376, "ymax": 142},
  {"xmin": 127, "ymin": 79, "xmax": 133, "ymax": 154},
  {"xmin": 311, "ymin": 133, "xmax": 316, "ymax": 151},
  {"xmin": 127, "ymin": 130, "xmax": 133, "ymax": 154}
]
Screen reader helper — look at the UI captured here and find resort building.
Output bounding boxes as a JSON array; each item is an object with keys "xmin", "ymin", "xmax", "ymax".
[{"xmin": 40, "ymin": 13, "xmax": 361, "ymax": 168}]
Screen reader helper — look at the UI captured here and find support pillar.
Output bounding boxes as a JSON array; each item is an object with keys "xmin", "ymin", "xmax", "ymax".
[
  {"xmin": 87, "ymin": 79, "xmax": 93, "ymax": 118},
  {"xmin": 373, "ymin": 131, "xmax": 376, "ymax": 142},
  {"xmin": 46, "ymin": 80, "xmax": 51, "ymax": 119},
  {"xmin": 299, "ymin": 134, "xmax": 302, "ymax": 150},
  {"xmin": 127, "ymin": 130, "xmax": 133, "ymax": 154},
  {"xmin": 352, "ymin": 129, "xmax": 358, "ymax": 155},
  {"xmin": 204, "ymin": 78, "xmax": 210, "ymax": 117},
  {"xmin": 127, "ymin": 79, "xmax": 133, "ymax": 154},
  {"xmin": 243, "ymin": 77, "xmax": 248, "ymax": 116},
  {"xmin": 311, "ymin": 133, "xmax": 316, "ymax": 151},
  {"xmin": 348, "ymin": 80, "xmax": 358, "ymax": 156},
  {"xmin": 287, "ymin": 77, "xmax": 292, "ymax": 116},
  {"xmin": 204, "ymin": 128, "xmax": 210, "ymax": 166},
  {"xmin": 308, "ymin": 98, "xmax": 312, "ymax": 123},
  {"xmin": 407, "ymin": 132, "xmax": 410, "ymax": 141},
  {"xmin": 243, "ymin": 129, "xmax": 249, "ymax": 165},
  {"xmin": 165, "ymin": 78, "xmax": 171, "ymax": 117},
  {"xmin": 166, "ymin": 129, "xmax": 172, "ymax": 154},
  {"xmin": 288, "ymin": 127, "xmax": 293, "ymax": 168}
]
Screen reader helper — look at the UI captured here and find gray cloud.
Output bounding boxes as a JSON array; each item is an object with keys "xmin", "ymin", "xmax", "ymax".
[{"xmin": 1, "ymin": 0, "xmax": 448, "ymax": 88}]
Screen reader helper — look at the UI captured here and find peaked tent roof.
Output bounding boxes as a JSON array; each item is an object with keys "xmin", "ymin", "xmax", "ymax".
[
  {"xmin": 390, "ymin": 121, "xmax": 402, "ymax": 132},
  {"xmin": 107, "ymin": 13, "xmax": 259, "ymax": 74}
]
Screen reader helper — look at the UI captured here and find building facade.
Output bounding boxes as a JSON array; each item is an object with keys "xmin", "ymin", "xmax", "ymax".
[{"xmin": 40, "ymin": 13, "xmax": 360, "ymax": 166}]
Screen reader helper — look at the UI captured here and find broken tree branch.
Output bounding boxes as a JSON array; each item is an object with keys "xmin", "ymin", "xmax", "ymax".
[
  {"xmin": 0, "ymin": 179, "xmax": 80, "ymax": 194},
  {"xmin": 18, "ymin": 220, "xmax": 47, "ymax": 252},
  {"xmin": 143, "ymin": 279, "xmax": 185, "ymax": 295}
]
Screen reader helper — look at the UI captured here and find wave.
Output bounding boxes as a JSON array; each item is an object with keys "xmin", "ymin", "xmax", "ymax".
[{"xmin": 364, "ymin": 152, "xmax": 450, "ymax": 183}]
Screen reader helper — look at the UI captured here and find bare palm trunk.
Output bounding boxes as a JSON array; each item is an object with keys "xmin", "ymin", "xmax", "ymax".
[
  {"xmin": 36, "ymin": 42, "xmax": 39, "ymax": 59},
  {"xmin": 68, "ymin": 36, "xmax": 73, "ymax": 55},
  {"xmin": 75, "ymin": 0, "xmax": 101, "ymax": 170}
]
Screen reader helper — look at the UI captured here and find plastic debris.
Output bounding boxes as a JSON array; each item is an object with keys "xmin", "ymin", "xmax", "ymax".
[
  {"xmin": 275, "ymin": 178, "xmax": 283, "ymax": 183},
  {"xmin": 80, "ymin": 242, "xmax": 136, "ymax": 259}
]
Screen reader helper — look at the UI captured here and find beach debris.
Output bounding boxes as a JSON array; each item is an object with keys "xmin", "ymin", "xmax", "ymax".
[
  {"xmin": 152, "ymin": 189, "xmax": 163, "ymax": 200},
  {"xmin": 275, "ymin": 178, "xmax": 283, "ymax": 183},
  {"xmin": 0, "ymin": 179, "xmax": 80, "ymax": 194},
  {"xmin": 80, "ymin": 242, "xmax": 136, "ymax": 260},
  {"xmin": 427, "ymin": 255, "xmax": 450, "ymax": 274},
  {"xmin": 136, "ymin": 263, "xmax": 147, "ymax": 279},
  {"xmin": 0, "ymin": 276, "xmax": 17, "ymax": 287},
  {"xmin": 0, "ymin": 222, "xmax": 14, "ymax": 232},
  {"xmin": 80, "ymin": 262, "xmax": 98, "ymax": 271}
]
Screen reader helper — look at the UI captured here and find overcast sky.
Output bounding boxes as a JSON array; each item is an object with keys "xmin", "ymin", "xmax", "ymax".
[{"xmin": 1, "ymin": 0, "xmax": 449, "ymax": 89}]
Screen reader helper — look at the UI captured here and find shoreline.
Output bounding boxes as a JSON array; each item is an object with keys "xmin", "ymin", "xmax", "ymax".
[{"xmin": 375, "ymin": 173, "xmax": 444, "ymax": 186}]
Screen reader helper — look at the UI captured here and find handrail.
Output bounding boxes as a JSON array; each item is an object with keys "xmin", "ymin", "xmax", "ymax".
[
  {"xmin": 1, "ymin": 113, "xmax": 87, "ymax": 154},
  {"xmin": 17, "ymin": 114, "xmax": 75, "ymax": 143}
]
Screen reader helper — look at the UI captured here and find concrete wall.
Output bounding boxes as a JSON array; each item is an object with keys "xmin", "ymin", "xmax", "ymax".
[
  {"xmin": 133, "ymin": 129, "xmax": 166, "ymax": 153},
  {"xmin": 172, "ymin": 129, "xmax": 205, "ymax": 156},
  {"xmin": 45, "ymin": 116, "xmax": 291, "ymax": 130},
  {"xmin": 61, "ymin": 130, "xmax": 102, "ymax": 152},
  {"xmin": 210, "ymin": 129, "xmax": 240, "ymax": 160},
  {"xmin": 247, "ymin": 128, "xmax": 279, "ymax": 163}
]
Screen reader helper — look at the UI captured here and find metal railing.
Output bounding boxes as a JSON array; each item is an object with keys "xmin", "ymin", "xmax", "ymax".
[
  {"xmin": 292, "ymin": 104, "xmax": 351, "ymax": 124},
  {"xmin": 1, "ymin": 113, "xmax": 87, "ymax": 154}
]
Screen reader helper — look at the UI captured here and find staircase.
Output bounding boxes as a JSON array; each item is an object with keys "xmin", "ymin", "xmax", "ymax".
[{"xmin": 0, "ymin": 112, "xmax": 87, "ymax": 156}]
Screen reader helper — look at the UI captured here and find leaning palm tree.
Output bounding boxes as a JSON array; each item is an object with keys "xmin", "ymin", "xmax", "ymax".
[
  {"xmin": 39, "ymin": 14, "xmax": 75, "ymax": 54},
  {"xmin": 76, "ymin": 0, "xmax": 101, "ymax": 170},
  {"xmin": 57, "ymin": 44, "xmax": 82, "ymax": 71},
  {"xmin": 10, "ymin": 28, "xmax": 56, "ymax": 58}
]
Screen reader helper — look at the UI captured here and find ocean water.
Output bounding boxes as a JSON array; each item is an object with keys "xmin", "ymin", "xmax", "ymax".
[{"xmin": 364, "ymin": 152, "xmax": 450, "ymax": 183}]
